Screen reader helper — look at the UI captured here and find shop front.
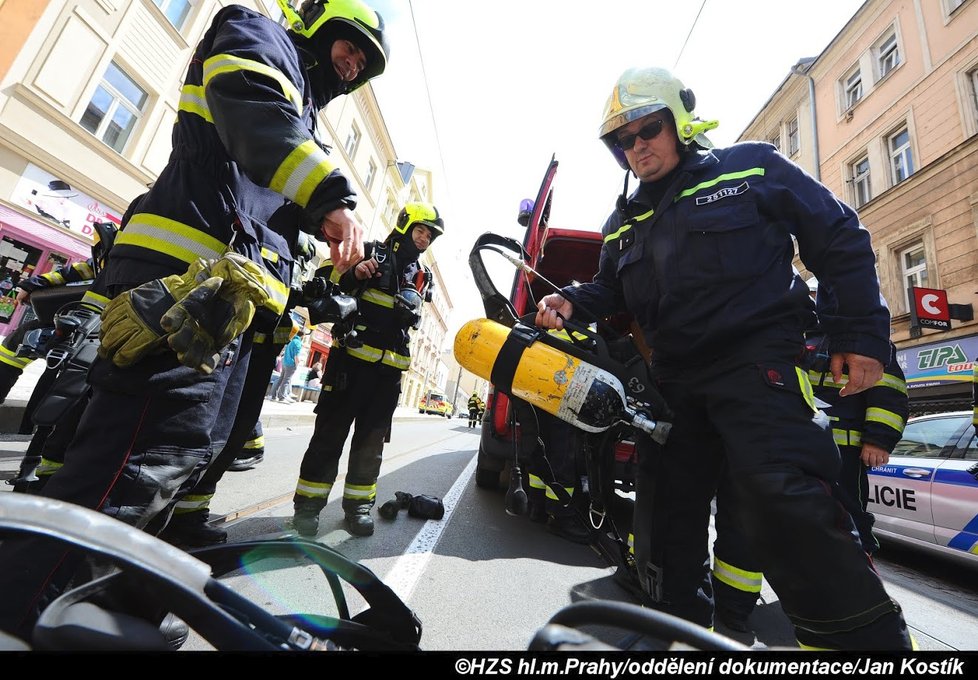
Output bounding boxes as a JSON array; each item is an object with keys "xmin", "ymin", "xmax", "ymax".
[
  {"xmin": 0, "ymin": 163, "xmax": 123, "ymax": 337},
  {"xmin": 896, "ymin": 334, "xmax": 978, "ymax": 415}
]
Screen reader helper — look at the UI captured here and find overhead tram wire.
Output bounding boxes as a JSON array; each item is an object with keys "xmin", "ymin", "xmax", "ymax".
[
  {"xmin": 674, "ymin": 0, "xmax": 708, "ymax": 69},
  {"xmin": 407, "ymin": 0, "xmax": 451, "ymax": 203}
]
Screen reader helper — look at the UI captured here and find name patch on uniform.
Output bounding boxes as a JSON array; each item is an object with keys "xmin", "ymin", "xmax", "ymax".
[{"xmin": 695, "ymin": 181, "xmax": 750, "ymax": 205}]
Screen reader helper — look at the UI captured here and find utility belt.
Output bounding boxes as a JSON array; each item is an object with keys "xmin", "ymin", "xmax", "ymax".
[{"xmin": 31, "ymin": 305, "xmax": 102, "ymax": 427}]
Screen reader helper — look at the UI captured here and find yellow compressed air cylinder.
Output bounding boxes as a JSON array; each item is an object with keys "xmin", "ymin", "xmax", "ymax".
[{"xmin": 453, "ymin": 318, "xmax": 629, "ymax": 432}]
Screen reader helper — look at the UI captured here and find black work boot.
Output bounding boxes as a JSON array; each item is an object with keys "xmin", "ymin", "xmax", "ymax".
[
  {"xmin": 228, "ymin": 451, "xmax": 264, "ymax": 472},
  {"xmin": 344, "ymin": 505, "xmax": 374, "ymax": 537},
  {"xmin": 293, "ymin": 507, "xmax": 321, "ymax": 538},
  {"xmin": 715, "ymin": 607, "xmax": 750, "ymax": 633},
  {"xmin": 547, "ymin": 514, "xmax": 591, "ymax": 545},
  {"xmin": 160, "ymin": 510, "xmax": 228, "ymax": 548}
]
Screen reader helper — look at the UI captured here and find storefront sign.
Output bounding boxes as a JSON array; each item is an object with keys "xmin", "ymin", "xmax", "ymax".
[
  {"xmin": 10, "ymin": 164, "xmax": 122, "ymax": 239},
  {"xmin": 910, "ymin": 286, "xmax": 951, "ymax": 330},
  {"xmin": 896, "ymin": 334, "xmax": 978, "ymax": 390}
]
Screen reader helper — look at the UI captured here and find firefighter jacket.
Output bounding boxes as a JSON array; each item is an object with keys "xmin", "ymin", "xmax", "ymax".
[
  {"xmin": 468, "ymin": 395, "xmax": 480, "ymax": 411},
  {"xmin": 107, "ymin": 5, "xmax": 357, "ymax": 330},
  {"xmin": 564, "ymin": 143, "xmax": 891, "ymax": 366},
  {"xmin": 322, "ymin": 240, "xmax": 432, "ymax": 372},
  {"xmin": 806, "ymin": 335, "xmax": 909, "ymax": 453},
  {"xmin": 18, "ymin": 259, "xmax": 94, "ymax": 293}
]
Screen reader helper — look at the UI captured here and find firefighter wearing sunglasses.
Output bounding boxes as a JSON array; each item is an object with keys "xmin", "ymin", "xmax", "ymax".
[{"xmin": 535, "ymin": 66, "xmax": 911, "ymax": 650}]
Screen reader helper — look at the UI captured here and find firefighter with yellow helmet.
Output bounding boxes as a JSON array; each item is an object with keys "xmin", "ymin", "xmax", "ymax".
[
  {"xmin": 292, "ymin": 202, "xmax": 443, "ymax": 538},
  {"xmin": 535, "ymin": 66, "xmax": 911, "ymax": 649},
  {"xmin": 0, "ymin": 0, "xmax": 390, "ymax": 640}
]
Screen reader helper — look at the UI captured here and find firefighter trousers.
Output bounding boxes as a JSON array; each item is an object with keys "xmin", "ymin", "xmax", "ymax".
[
  {"xmin": 0, "ymin": 331, "xmax": 252, "ymax": 640},
  {"xmin": 528, "ymin": 409, "xmax": 583, "ymax": 517},
  {"xmin": 643, "ymin": 331, "xmax": 910, "ymax": 649},
  {"xmin": 293, "ymin": 353, "xmax": 401, "ymax": 513}
]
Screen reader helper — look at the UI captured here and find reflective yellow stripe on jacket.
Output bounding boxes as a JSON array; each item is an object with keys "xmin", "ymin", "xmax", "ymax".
[
  {"xmin": 0, "ymin": 344, "xmax": 31, "ymax": 370},
  {"xmin": 269, "ymin": 139, "xmax": 337, "ymax": 208},
  {"xmin": 603, "ymin": 208, "xmax": 655, "ymax": 244},
  {"xmin": 346, "ymin": 343, "xmax": 411, "ymax": 371},
  {"xmin": 202, "ymin": 53, "xmax": 303, "ymax": 114},
  {"xmin": 115, "ymin": 213, "xmax": 227, "ymax": 265}
]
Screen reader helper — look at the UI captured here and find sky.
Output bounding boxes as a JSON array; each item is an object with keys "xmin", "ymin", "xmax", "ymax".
[{"xmin": 367, "ymin": 0, "xmax": 867, "ymax": 336}]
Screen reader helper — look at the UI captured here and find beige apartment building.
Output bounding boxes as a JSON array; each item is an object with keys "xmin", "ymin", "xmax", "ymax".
[
  {"xmin": 741, "ymin": 0, "xmax": 978, "ymax": 412},
  {"xmin": 0, "ymin": 0, "xmax": 452, "ymax": 400}
]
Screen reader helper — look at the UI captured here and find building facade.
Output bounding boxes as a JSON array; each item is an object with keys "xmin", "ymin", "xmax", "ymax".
[
  {"xmin": 740, "ymin": 0, "xmax": 978, "ymax": 413},
  {"xmin": 0, "ymin": 0, "xmax": 453, "ymax": 389}
]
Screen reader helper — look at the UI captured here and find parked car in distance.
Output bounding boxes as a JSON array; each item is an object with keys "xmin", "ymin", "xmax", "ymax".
[
  {"xmin": 418, "ymin": 391, "xmax": 453, "ymax": 418},
  {"xmin": 867, "ymin": 411, "xmax": 978, "ymax": 568}
]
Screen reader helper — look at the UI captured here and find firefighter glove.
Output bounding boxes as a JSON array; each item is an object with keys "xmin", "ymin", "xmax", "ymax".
[
  {"xmin": 98, "ymin": 258, "xmax": 211, "ymax": 368},
  {"xmin": 161, "ymin": 253, "xmax": 270, "ymax": 374}
]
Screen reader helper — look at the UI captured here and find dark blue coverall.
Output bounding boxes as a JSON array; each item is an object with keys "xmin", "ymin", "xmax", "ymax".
[
  {"xmin": 712, "ymin": 337, "xmax": 909, "ymax": 628},
  {"xmin": 564, "ymin": 141, "xmax": 911, "ymax": 649},
  {"xmin": 0, "ymin": 5, "xmax": 356, "ymax": 638}
]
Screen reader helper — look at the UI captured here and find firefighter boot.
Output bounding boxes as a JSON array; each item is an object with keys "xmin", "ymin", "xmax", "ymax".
[
  {"xmin": 160, "ymin": 510, "xmax": 228, "ymax": 547},
  {"xmin": 344, "ymin": 505, "xmax": 374, "ymax": 537},
  {"xmin": 293, "ymin": 506, "xmax": 321, "ymax": 538},
  {"xmin": 547, "ymin": 513, "xmax": 591, "ymax": 545}
]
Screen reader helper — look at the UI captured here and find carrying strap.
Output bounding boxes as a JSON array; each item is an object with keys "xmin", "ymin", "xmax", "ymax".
[{"xmin": 490, "ymin": 323, "xmax": 541, "ymax": 397}]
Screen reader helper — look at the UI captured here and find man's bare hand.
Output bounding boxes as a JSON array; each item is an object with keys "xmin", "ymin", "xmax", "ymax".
[
  {"xmin": 861, "ymin": 442, "xmax": 890, "ymax": 468},
  {"xmin": 15, "ymin": 289, "xmax": 29, "ymax": 305},
  {"xmin": 831, "ymin": 352, "xmax": 883, "ymax": 397},
  {"xmin": 320, "ymin": 207, "xmax": 363, "ymax": 273},
  {"xmin": 353, "ymin": 257, "xmax": 380, "ymax": 281},
  {"xmin": 536, "ymin": 293, "xmax": 573, "ymax": 329}
]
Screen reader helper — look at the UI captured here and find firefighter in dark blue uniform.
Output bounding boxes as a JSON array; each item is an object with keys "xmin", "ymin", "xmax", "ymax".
[
  {"xmin": 536, "ymin": 67, "xmax": 912, "ymax": 649},
  {"xmin": 0, "ymin": 0, "xmax": 389, "ymax": 639},
  {"xmin": 292, "ymin": 202, "xmax": 442, "ymax": 538},
  {"xmin": 712, "ymin": 328, "xmax": 909, "ymax": 631}
]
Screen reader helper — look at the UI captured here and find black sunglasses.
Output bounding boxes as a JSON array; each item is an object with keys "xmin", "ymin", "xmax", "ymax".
[{"xmin": 615, "ymin": 119, "xmax": 666, "ymax": 151}]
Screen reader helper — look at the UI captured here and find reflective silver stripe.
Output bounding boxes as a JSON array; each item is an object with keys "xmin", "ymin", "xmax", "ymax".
[
  {"xmin": 528, "ymin": 474, "xmax": 546, "ymax": 490},
  {"xmin": 832, "ymin": 428, "xmax": 863, "ymax": 447},
  {"xmin": 295, "ymin": 479, "xmax": 332, "ymax": 499},
  {"xmin": 116, "ymin": 213, "xmax": 226, "ymax": 264},
  {"xmin": 712, "ymin": 557, "xmax": 763, "ymax": 593},
  {"xmin": 865, "ymin": 407, "xmax": 905, "ymax": 434},
  {"xmin": 262, "ymin": 272, "xmax": 288, "ymax": 316},
  {"xmin": 178, "ymin": 84, "xmax": 212, "ymax": 122},
  {"xmin": 876, "ymin": 372, "xmax": 907, "ymax": 395},
  {"xmin": 203, "ymin": 53, "xmax": 302, "ymax": 114},
  {"xmin": 0, "ymin": 345, "xmax": 31, "ymax": 369},
  {"xmin": 381, "ymin": 350, "xmax": 410, "ymax": 371},
  {"xmin": 361, "ymin": 288, "xmax": 395, "ymax": 309},
  {"xmin": 269, "ymin": 139, "xmax": 335, "ymax": 207},
  {"xmin": 81, "ymin": 291, "xmax": 109, "ymax": 310},
  {"xmin": 173, "ymin": 494, "xmax": 214, "ymax": 513},
  {"xmin": 343, "ymin": 483, "xmax": 376, "ymax": 501}
]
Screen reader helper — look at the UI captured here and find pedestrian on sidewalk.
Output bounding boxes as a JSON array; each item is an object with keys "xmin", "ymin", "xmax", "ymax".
[{"xmin": 271, "ymin": 325, "xmax": 303, "ymax": 403}]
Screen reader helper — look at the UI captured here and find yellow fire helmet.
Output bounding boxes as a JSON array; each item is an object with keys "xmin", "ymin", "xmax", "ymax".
[
  {"xmin": 393, "ymin": 202, "xmax": 444, "ymax": 240},
  {"xmin": 599, "ymin": 66, "xmax": 719, "ymax": 169},
  {"xmin": 277, "ymin": 0, "xmax": 389, "ymax": 91}
]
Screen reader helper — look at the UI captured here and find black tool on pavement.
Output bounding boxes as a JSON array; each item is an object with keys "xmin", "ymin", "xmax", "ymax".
[{"xmin": 379, "ymin": 491, "xmax": 445, "ymax": 521}]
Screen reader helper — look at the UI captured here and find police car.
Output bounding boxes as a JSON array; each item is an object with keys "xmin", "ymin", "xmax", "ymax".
[{"xmin": 868, "ymin": 411, "xmax": 978, "ymax": 567}]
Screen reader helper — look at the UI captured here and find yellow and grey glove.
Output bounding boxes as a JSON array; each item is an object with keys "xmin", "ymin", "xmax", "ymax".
[
  {"xmin": 160, "ymin": 253, "xmax": 270, "ymax": 374},
  {"xmin": 98, "ymin": 258, "xmax": 211, "ymax": 368}
]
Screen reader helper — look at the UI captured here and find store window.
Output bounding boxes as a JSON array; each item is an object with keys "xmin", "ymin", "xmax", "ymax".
[{"xmin": 0, "ymin": 237, "xmax": 44, "ymax": 324}]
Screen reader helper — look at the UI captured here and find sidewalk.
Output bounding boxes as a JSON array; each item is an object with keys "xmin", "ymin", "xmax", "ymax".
[{"xmin": 0, "ymin": 360, "xmax": 436, "ymax": 433}]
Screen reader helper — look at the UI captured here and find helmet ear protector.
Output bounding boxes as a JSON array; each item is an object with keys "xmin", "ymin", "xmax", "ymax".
[{"xmin": 679, "ymin": 88, "xmax": 695, "ymax": 113}]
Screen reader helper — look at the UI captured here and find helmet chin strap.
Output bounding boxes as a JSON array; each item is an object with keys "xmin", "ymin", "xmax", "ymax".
[{"xmin": 616, "ymin": 169, "xmax": 631, "ymax": 220}]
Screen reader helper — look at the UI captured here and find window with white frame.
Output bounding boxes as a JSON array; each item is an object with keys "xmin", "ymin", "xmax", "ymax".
[
  {"xmin": 946, "ymin": 0, "xmax": 967, "ymax": 14},
  {"xmin": 849, "ymin": 156, "xmax": 871, "ymax": 208},
  {"xmin": 786, "ymin": 118, "xmax": 799, "ymax": 156},
  {"xmin": 844, "ymin": 67, "xmax": 863, "ymax": 109},
  {"xmin": 969, "ymin": 67, "xmax": 978, "ymax": 127},
  {"xmin": 888, "ymin": 126, "xmax": 914, "ymax": 184},
  {"xmin": 384, "ymin": 196, "xmax": 397, "ymax": 225},
  {"xmin": 79, "ymin": 62, "xmax": 147, "ymax": 153},
  {"xmin": 364, "ymin": 158, "xmax": 377, "ymax": 190},
  {"xmin": 153, "ymin": 0, "xmax": 192, "ymax": 30},
  {"xmin": 344, "ymin": 124, "xmax": 361, "ymax": 158},
  {"xmin": 900, "ymin": 243, "xmax": 928, "ymax": 312},
  {"xmin": 877, "ymin": 31, "xmax": 900, "ymax": 79},
  {"xmin": 768, "ymin": 130, "xmax": 780, "ymax": 151}
]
